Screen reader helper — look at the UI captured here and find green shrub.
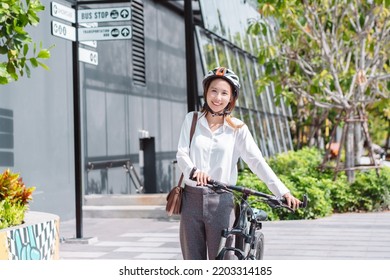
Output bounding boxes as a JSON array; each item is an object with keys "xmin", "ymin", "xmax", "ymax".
[
  {"xmin": 321, "ymin": 175, "xmax": 355, "ymax": 213},
  {"xmin": 349, "ymin": 167, "xmax": 390, "ymax": 212},
  {"xmin": 237, "ymin": 147, "xmax": 390, "ymax": 221},
  {"xmin": 0, "ymin": 199, "xmax": 26, "ymax": 229},
  {"xmin": 267, "ymin": 147, "xmax": 324, "ymax": 177},
  {"xmin": 0, "ymin": 169, "xmax": 35, "ymax": 229}
]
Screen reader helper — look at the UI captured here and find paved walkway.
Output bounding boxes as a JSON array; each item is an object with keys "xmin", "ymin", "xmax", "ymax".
[{"xmin": 59, "ymin": 211, "xmax": 390, "ymax": 260}]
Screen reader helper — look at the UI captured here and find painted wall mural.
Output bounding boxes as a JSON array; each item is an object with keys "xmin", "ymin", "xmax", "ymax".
[{"xmin": 0, "ymin": 218, "xmax": 59, "ymax": 260}]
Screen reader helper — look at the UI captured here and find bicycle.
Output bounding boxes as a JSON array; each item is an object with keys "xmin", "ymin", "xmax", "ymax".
[{"xmin": 204, "ymin": 179, "xmax": 307, "ymax": 260}]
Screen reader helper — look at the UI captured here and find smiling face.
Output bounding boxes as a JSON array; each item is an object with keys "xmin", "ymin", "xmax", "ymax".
[{"xmin": 205, "ymin": 78, "xmax": 233, "ymax": 114}]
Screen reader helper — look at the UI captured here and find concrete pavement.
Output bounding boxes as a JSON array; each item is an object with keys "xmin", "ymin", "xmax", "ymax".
[{"xmin": 59, "ymin": 211, "xmax": 390, "ymax": 260}]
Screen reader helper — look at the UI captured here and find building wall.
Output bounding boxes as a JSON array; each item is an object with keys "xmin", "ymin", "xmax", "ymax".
[
  {"xmin": 0, "ymin": 0, "xmax": 294, "ymax": 223},
  {"xmin": 80, "ymin": 0, "xmax": 187, "ymax": 196},
  {"xmin": 0, "ymin": 0, "xmax": 76, "ymax": 220},
  {"xmin": 0, "ymin": 0, "xmax": 188, "ymax": 221}
]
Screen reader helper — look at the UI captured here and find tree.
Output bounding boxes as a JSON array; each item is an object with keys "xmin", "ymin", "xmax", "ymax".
[
  {"xmin": 249, "ymin": 0, "xmax": 390, "ymax": 182},
  {"xmin": 0, "ymin": 0, "xmax": 51, "ymax": 85}
]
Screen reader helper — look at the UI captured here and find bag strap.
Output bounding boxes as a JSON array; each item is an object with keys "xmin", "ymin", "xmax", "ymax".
[{"xmin": 177, "ymin": 112, "xmax": 198, "ymax": 186}]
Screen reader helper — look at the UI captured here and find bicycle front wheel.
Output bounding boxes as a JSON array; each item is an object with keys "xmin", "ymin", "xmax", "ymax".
[{"xmin": 252, "ymin": 231, "xmax": 264, "ymax": 260}]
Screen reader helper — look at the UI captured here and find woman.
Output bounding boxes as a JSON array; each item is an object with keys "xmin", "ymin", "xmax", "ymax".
[{"xmin": 176, "ymin": 67, "xmax": 300, "ymax": 260}]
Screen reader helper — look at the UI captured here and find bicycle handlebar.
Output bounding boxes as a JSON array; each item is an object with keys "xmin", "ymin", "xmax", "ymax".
[{"xmin": 203, "ymin": 178, "xmax": 308, "ymax": 211}]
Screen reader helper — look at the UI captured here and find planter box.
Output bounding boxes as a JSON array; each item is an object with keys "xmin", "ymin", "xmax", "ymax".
[{"xmin": 0, "ymin": 211, "xmax": 60, "ymax": 260}]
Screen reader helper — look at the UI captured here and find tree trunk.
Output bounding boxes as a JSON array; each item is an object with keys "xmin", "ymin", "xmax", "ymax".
[
  {"xmin": 345, "ymin": 110, "xmax": 355, "ymax": 183},
  {"xmin": 354, "ymin": 120, "xmax": 364, "ymax": 165}
]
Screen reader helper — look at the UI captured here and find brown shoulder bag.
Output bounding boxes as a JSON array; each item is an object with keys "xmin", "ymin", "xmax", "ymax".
[{"xmin": 166, "ymin": 112, "xmax": 198, "ymax": 216}]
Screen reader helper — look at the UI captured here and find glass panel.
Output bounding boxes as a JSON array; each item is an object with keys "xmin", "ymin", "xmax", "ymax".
[
  {"xmin": 267, "ymin": 115, "xmax": 277, "ymax": 156},
  {"xmin": 195, "ymin": 15, "xmax": 295, "ymax": 158},
  {"xmin": 199, "ymin": 0, "xmax": 262, "ymax": 55},
  {"xmin": 272, "ymin": 115, "xmax": 283, "ymax": 154},
  {"xmin": 199, "ymin": 32, "xmax": 218, "ymax": 70},
  {"xmin": 199, "ymin": 0, "xmax": 221, "ymax": 34},
  {"xmin": 225, "ymin": 47, "xmax": 242, "ymax": 107},
  {"xmin": 281, "ymin": 116, "xmax": 294, "ymax": 150},
  {"xmin": 237, "ymin": 53, "xmax": 254, "ymax": 109},
  {"xmin": 247, "ymin": 59, "xmax": 266, "ymax": 150},
  {"xmin": 260, "ymin": 112, "xmax": 275, "ymax": 156},
  {"xmin": 224, "ymin": 47, "xmax": 244, "ymax": 120},
  {"xmin": 215, "ymin": 40, "xmax": 228, "ymax": 68},
  {"xmin": 253, "ymin": 111, "xmax": 268, "ymax": 157},
  {"xmin": 240, "ymin": 107, "xmax": 251, "ymax": 130},
  {"xmin": 277, "ymin": 115, "xmax": 288, "ymax": 152},
  {"xmin": 258, "ymin": 65, "xmax": 271, "ymax": 113}
]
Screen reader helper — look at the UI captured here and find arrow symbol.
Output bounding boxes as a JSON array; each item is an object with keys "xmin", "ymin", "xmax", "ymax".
[
  {"xmin": 121, "ymin": 27, "xmax": 130, "ymax": 37},
  {"xmin": 120, "ymin": 9, "xmax": 129, "ymax": 19}
]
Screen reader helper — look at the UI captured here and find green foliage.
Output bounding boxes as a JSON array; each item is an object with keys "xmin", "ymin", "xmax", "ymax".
[
  {"xmin": 266, "ymin": 147, "xmax": 323, "ymax": 177},
  {"xmin": 0, "ymin": 169, "xmax": 35, "ymax": 229},
  {"xmin": 249, "ymin": 0, "xmax": 390, "ymax": 111},
  {"xmin": 349, "ymin": 167, "xmax": 390, "ymax": 212},
  {"xmin": 0, "ymin": 199, "xmax": 26, "ymax": 229},
  {"xmin": 366, "ymin": 98, "xmax": 390, "ymax": 145},
  {"xmin": 0, "ymin": 0, "xmax": 52, "ymax": 85},
  {"xmin": 237, "ymin": 147, "xmax": 390, "ymax": 221}
]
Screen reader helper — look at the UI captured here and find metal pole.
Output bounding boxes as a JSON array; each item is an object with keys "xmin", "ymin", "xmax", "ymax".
[
  {"xmin": 72, "ymin": 2, "xmax": 83, "ymax": 239},
  {"xmin": 71, "ymin": 0, "xmax": 133, "ymax": 240},
  {"xmin": 184, "ymin": 0, "xmax": 197, "ymax": 112}
]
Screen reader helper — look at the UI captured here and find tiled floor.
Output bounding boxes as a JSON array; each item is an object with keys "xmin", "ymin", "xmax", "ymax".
[{"xmin": 59, "ymin": 211, "xmax": 390, "ymax": 260}]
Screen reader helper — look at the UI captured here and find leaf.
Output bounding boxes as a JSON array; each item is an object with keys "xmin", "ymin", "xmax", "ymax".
[
  {"xmin": 0, "ymin": 46, "xmax": 8, "ymax": 54},
  {"xmin": 10, "ymin": 72, "xmax": 18, "ymax": 81},
  {"xmin": 0, "ymin": 76, "xmax": 9, "ymax": 84},
  {"xmin": 25, "ymin": 64, "xmax": 31, "ymax": 77},
  {"xmin": 23, "ymin": 44, "xmax": 29, "ymax": 56},
  {"xmin": 37, "ymin": 49, "xmax": 50, "ymax": 59},
  {"xmin": 248, "ymin": 21, "xmax": 261, "ymax": 35},
  {"xmin": 37, "ymin": 61, "xmax": 49, "ymax": 70},
  {"xmin": 6, "ymin": 62, "xmax": 16, "ymax": 74},
  {"xmin": 30, "ymin": 57, "xmax": 38, "ymax": 68}
]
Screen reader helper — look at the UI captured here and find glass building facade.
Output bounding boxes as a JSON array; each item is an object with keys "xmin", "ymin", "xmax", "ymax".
[
  {"xmin": 0, "ymin": 0, "xmax": 294, "ymax": 221},
  {"xmin": 196, "ymin": 0, "xmax": 293, "ymax": 158}
]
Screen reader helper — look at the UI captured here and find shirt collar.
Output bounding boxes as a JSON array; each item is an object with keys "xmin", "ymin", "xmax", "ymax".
[{"xmin": 198, "ymin": 113, "xmax": 234, "ymax": 133}]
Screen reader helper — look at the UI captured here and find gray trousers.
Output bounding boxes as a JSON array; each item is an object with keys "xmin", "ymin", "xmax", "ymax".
[{"xmin": 180, "ymin": 185, "xmax": 235, "ymax": 260}]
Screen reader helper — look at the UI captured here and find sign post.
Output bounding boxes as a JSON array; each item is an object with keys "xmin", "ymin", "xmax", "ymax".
[
  {"xmin": 51, "ymin": 20, "xmax": 76, "ymax": 41},
  {"xmin": 78, "ymin": 47, "xmax": 98, "ymax": 65},
  {"xmin": 78, "ymin": 25, "xmax": 132, "ymax": 41},
  {"xmin": 78, "ymin": 7, "xmax": 131, "ymax": 23},
  {"xmin": 51, "ymin": 1, "xmax": 76, "ymax": 23},
  {"xmin": 49, "ymin": 1, "xmax": 133, "ymax": 239}
]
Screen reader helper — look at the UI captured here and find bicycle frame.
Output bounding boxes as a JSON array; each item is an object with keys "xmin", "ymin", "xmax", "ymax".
[
  {"xmin": 215, "ymin": 190, "xmax": 267, "ymax": 260},
  {"xmin": 206, "ymin": 179, "xmax": 307, "ymax": 260}
]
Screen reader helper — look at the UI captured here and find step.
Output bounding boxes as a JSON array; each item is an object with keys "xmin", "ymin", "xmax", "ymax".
[
  {"xmin": 84, "ymin": 194, "xmax": 167, "ymax": 206},
  {"xmin": 82, "ymin": 194, "xmax": 180, "ymax": 220}
]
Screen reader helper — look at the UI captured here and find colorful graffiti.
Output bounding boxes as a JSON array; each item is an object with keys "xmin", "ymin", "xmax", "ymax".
[{"xmin": 0, "ymin": 218, "xmax": 59, "ymax": 260}]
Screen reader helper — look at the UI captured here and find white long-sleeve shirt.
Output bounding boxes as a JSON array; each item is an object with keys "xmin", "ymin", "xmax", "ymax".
[{"xmin": 176, "ymin": 111, "xmax": 290, "ymax": 197}]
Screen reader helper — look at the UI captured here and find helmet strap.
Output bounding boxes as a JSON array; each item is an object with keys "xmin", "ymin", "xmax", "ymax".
[{"xmin": 204, "ymin": 103, "xmax": 231, "ymax": 117}]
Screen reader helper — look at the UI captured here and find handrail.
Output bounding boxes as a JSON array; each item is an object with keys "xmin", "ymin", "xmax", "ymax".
[{"xmin": 87, "ymin": 159, "xmax": 144, "ymax": 193}]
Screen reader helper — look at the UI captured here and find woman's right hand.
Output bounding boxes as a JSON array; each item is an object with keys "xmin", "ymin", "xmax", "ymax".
[{"xmin": 192, "ymin": 170, "xmax": 211, "ymax": 187}]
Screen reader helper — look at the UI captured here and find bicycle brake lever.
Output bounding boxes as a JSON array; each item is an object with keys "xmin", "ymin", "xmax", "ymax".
[
  {"xmin": 268, "ymin": 199, "xmax": 295, "ymax": 212},
  {"xmin": 266, "ymin": 199, "xmax": 283, "ymax": 209},
  {"xmin": 301, "ymin": 194, "xmax": 308, "ymax": 208}
]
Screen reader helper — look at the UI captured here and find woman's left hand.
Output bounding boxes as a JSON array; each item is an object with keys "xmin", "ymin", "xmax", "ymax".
[{"xmin": 283, "ymin": 192, "xmax": 301, "ymax": 210}]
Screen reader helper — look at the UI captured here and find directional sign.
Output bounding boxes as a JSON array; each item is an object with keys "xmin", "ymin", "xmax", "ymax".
[
  {"xmin": 78, "ymin": 26, "xmax": 132, "ymax": 41},
  {"xmin": 78, "ymin": 7, "xmax": 131, "ymax": 23},
  {"xmin": 79, "ymin": 23, "xmax": 98, "ymax": 48},
  {"xmin": 51, "ymin": 20, "xmax": 76, "ymax": 41},
  {"xmin": 79, "ymin": 47, "xmax": 98, "ymax": 65},
  {"xmin": 51, "ymin": 2, "xmax": 76, "ymax": 23}
]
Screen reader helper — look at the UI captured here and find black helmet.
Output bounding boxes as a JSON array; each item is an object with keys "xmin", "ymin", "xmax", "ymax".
[{"xmin": 202, "ymin": 67, "xmax": 240, "ymax": 97}]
